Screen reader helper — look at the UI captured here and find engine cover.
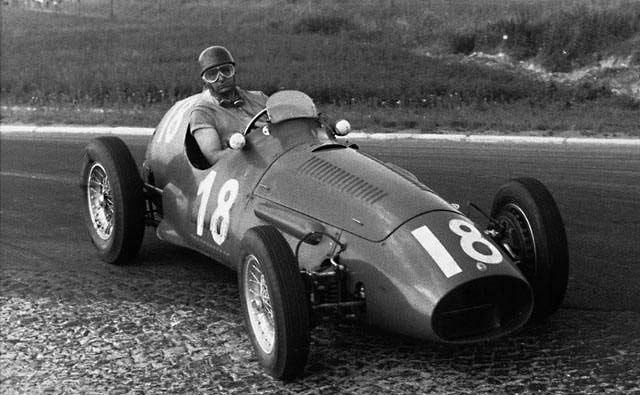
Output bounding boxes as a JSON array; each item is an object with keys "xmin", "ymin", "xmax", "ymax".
[{"xmin": 254, "ymin": 144, "xmax": 457, "ymax": 241}]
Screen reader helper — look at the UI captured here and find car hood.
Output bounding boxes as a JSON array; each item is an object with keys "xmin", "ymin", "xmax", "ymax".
[{"xmin": 253, "ymin": 144, "xmax": 458, "ymax": 241}]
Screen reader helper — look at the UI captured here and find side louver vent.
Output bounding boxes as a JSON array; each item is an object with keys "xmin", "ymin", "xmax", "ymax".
[{"xmin": 299, "ymin": 157, "xmax": 388, "ymax": 204}]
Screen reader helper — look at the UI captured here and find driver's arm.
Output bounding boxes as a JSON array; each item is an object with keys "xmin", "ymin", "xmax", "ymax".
[{"xmin": 192, "ymin": 126, "xmax": 228, "ymax": 165}]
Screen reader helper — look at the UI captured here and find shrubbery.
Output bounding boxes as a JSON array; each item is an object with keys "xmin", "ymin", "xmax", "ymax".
[
  {"xmin": 292, "ymin": 14, "xmax": 355, "ymax": 35},
  {"xmin": 1, "ymin": 1, "xmax": 638, "ymax": 134},
  {"xmin": 449, "ymin": 5, "xmax": 640, "ymax": 71},
  {"xmin": 3, "ymin": 7, "xmax": 583, "ymax": 108}
]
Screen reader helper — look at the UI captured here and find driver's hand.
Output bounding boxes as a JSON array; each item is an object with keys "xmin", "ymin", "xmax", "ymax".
[{"xmin": 228, "ymin": 133, "xmax": 246, "ymax": 150}]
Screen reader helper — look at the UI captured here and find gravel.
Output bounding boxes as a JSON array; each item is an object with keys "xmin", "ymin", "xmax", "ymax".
[{"xmin": 1, "ymin": 259, "xmax": 639, "ymax": 394}]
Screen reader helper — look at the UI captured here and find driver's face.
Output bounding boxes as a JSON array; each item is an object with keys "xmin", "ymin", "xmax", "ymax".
[{"xmin": 207, "ymin": 73, "xmax": 236, "ymax": 97}]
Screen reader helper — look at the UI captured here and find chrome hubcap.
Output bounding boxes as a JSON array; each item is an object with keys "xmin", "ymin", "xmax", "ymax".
[
  {"xmin": 244, "ymin": 255, "xmax": 275, "ymax": 354},
  {"xmin": 498, "ymin": 203, "xmax": 536, "ymax": 275},
  {"xmin": 87, "ymin": 163, "xmax": 114, "ymax": 240}
]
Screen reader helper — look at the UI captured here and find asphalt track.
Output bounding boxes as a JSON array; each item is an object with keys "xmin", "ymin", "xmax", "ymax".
[
  {"xmin": 1, "ymin": 131, "xmax": 639, "ymax": 393},
  {"xmin": 2, "ymin": 132, "xmax": 638, "ymax": 311}
]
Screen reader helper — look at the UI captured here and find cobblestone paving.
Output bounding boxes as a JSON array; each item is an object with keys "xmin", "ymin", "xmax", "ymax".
[{"xmin": 1, "ymin": 246, "xmax": 639, "ymax": 395}]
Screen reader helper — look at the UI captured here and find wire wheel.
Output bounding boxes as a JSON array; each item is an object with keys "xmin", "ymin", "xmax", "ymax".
[
  {"xmin": 244, "ymin": 254, "xmax": 276, "ymax": 354},
  {"xmin": 495, "ymin": 203, "xmax": 536, "ymax": 278},
  {"xmin": 87, "ymin": 163, "xmax": 115, "ymax": 240},
  {"xmin": 239, "ymin": 226, "xmax": 310, "ymax": 379},
  {"xmin": 81, "ymin": 137, "xmax": 145, "ymax": 265},
  {"xmin": 491, "ymin": 177, "xmax": 569, "ymax": 321}
]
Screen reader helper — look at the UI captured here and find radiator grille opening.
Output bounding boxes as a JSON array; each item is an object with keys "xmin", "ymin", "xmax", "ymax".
[{"xmin": 432, "ymin": 276, "xmax": 533, "ymax": 342}]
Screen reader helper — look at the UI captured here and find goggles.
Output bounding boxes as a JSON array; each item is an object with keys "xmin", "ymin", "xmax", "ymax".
[{"xmin": 202, "ymin": 63, "xmax": 235, "ymax": 83}]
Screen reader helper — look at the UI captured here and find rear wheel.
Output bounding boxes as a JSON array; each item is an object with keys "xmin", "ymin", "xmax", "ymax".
[
  {"xmin": 491, "ymin": 177, "xmax": 569, "ymax": 321},
  {"xmin": 239, "ymin": 226, "xmax": 310, "ymax": 380},
  {"xmin": 81, "ymin": 137, "xmax": 145, "ymax": 265}
]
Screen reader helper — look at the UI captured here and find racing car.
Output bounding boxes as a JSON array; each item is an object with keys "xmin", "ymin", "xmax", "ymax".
[{"xmin": 81, "ymin": 90, "xmax": 569, "ymax": 379}]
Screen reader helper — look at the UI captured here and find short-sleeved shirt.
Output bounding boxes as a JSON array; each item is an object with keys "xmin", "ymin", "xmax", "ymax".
[{"xmin": 189, "ymin": 87, "xmax": 268, "ymax": 147}]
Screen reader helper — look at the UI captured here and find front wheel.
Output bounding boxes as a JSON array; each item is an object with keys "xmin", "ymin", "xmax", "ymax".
[
  {"xmin": 238, "ymin": 226, "xmax": 310, "ymax": 380},
  {"xmin": 81, "ymin": 137, "xmax": 145, "ymax": 265},
  {"xmin": 491, "ymin": 177, "xmax": 569, "ymax": 321}
]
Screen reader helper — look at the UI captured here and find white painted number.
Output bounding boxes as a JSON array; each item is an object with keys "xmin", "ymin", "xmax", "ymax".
[
  {"xmin": 195, "ymin": 171, "xmax": 239, "ymax": 245},
  {"xmin": 412, "ymin": 218, "xmax": 503, "ymax": 278},
  {"xmin": 411, "ymin": 226, "xmax": 462, "ymax": 278},
  {"xmin": 196, "ymin": 171, "xmax": 217, "ymax": 236},
  {"xmin": 210, "ymin": 179, "xmax": 239, "ymax": 244},
  {"xmin": 449, "ymin": 219, "xmax": 502, "ymax": 264}
]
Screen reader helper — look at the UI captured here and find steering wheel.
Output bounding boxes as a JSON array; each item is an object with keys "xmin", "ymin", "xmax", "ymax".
[{"xmin": 242, "ymin": 108, "xmax": 269, "ymax": 136}]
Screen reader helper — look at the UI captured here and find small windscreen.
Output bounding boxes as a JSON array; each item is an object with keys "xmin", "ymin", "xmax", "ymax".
[{"xmin": 267, "ymin": 90, "xmax": 318, "ymax": 124}]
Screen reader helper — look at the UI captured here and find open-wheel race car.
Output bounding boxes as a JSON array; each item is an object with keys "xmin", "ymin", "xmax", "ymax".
[{"xmin": 81, "ymin": 90, "xmax": 569, "ymax": 380}]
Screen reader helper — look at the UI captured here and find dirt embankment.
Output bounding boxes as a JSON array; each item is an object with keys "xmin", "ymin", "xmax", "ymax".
[{"xmin": 465, "ymin": 52, "xmax": 640, "ymax": 100}]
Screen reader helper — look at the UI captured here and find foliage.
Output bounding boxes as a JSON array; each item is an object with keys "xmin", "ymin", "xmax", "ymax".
[
  {"xmin": 1, "ymin": 0, "xmax": 638, "ymax": 134},
  {"xmin": 1, "ymin": 6, "xmax": 615, "ymax": 106},
  {"xmin": 292, "ymin": 14, "xmax": 356, "ymax": 35},
  {"xmin": 449, "ymin": 3, "xmax": 640, "ymax": 71}
]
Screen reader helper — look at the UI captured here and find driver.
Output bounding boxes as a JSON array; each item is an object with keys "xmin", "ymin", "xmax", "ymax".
[{"xmin": 190, "ymin": 46, "xmax": 268, "ymax": 165}]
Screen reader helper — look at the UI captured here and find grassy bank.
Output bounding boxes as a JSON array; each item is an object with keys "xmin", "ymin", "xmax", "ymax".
[
  {"xmin": 3, "ymin": 98, "xmax": 636, "ymax": 137},
  {"xmin": 1, "ymin": 1, "xmax": 639, "ymax": 135},
  {"xmin": 449, "ymin": 2, "xmax": 640, "ymax": 71}
]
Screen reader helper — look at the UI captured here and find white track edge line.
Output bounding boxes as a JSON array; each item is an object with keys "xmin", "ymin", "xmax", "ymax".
[{"xmin": 1, "ymin": 125, "xmax": 639, "ymax": 145}]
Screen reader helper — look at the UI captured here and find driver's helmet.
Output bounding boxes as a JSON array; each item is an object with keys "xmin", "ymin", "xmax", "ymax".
[{"xmin": 198, "ymin": 46, "xmax": 235, "ymax": 76}]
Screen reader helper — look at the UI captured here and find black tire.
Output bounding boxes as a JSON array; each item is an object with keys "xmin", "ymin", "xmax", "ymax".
[
  {"xmin": 81, "ymin": 137, "xmax": 145, "ymax": 265},
  {"xmin": 238, "ymin": 226, "xmax": 310, "ymax": 380},
  {"xmin": 491, "ymin": 177, "xmax": 569, "ymax": 321}
]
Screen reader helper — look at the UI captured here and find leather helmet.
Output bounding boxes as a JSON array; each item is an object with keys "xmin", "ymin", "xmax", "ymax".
[{"xmin": 198, "ymin": 46, "xmax": 235, "ymax": 76}]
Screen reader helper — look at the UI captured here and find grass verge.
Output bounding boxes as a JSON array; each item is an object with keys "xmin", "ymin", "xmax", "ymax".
[
  {"xmin": 449, "ymin": 3, "xmax": 640, "ymax": 71},
  {"xmin": 1, "ymin": 1, "xmax": 639, "ymax": 136},
  {"xmin": 3, "ymin": 97, "xmax": 638, "ymax": 137}
]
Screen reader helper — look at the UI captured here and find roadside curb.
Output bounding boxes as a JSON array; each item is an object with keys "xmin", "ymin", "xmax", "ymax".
[
  {"xmin": 0, "ymin": 124, "xmax": 153, "ymax": 137},
  {"xmin": 348, "ymin": 132, "xmax": 640, "ymax": 146},
  {"xmin": 1, "ymin": 124, "xmax": 639, "ymax": 146}
]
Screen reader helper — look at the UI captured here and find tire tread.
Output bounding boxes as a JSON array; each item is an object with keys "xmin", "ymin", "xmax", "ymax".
[
  {"xmin": 81, "ymin": 137, "xmax": 145, "ymax": 265},
  {"xmin": 239, "ymin": 226, "xmax": 310, "ymax": 380},
  {"xmin": 492, "ymin": 177, "xmax": 569, "ymax": 321}
]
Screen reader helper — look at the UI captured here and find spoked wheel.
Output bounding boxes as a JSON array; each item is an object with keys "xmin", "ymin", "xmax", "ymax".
[
  {"xmin": 87, "ymin": 162, "xmax": 114, "ymax": 240},
  {"xmin": 81, "ymin": 137, "xmax": 145, "ymax": 265},
  {"xmin": 244, "ymin": 255, "xmax": 277, "ymax": 354},
  {"xmin": 491, "ymin": 177, "xmax": 569, "ymax": 321},
  {"xmin": 239, "ymin": 226, "xmax": 310, "ymax": 380},
  {"xmin": 496, "ymin": 203, "xmax": 537, "ymax": 278}
]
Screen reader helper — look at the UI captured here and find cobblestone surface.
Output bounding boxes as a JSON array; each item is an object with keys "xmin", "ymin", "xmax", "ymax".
[{"xmin": 1, "ymin": 250, "xmax": 639, "ymax": 394}]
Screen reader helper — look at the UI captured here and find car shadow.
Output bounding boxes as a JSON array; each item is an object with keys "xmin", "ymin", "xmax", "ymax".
[
  {"xmin": 116, "ymin": 238, "xmax": 588, "ymax": 382},
  {"xmin": 298, "ymin": 306, "xmax": 636, "ymax": 387},
  {"xmin": 3, "ymin": 230, "xmax": 634, "ymax": 391}
]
